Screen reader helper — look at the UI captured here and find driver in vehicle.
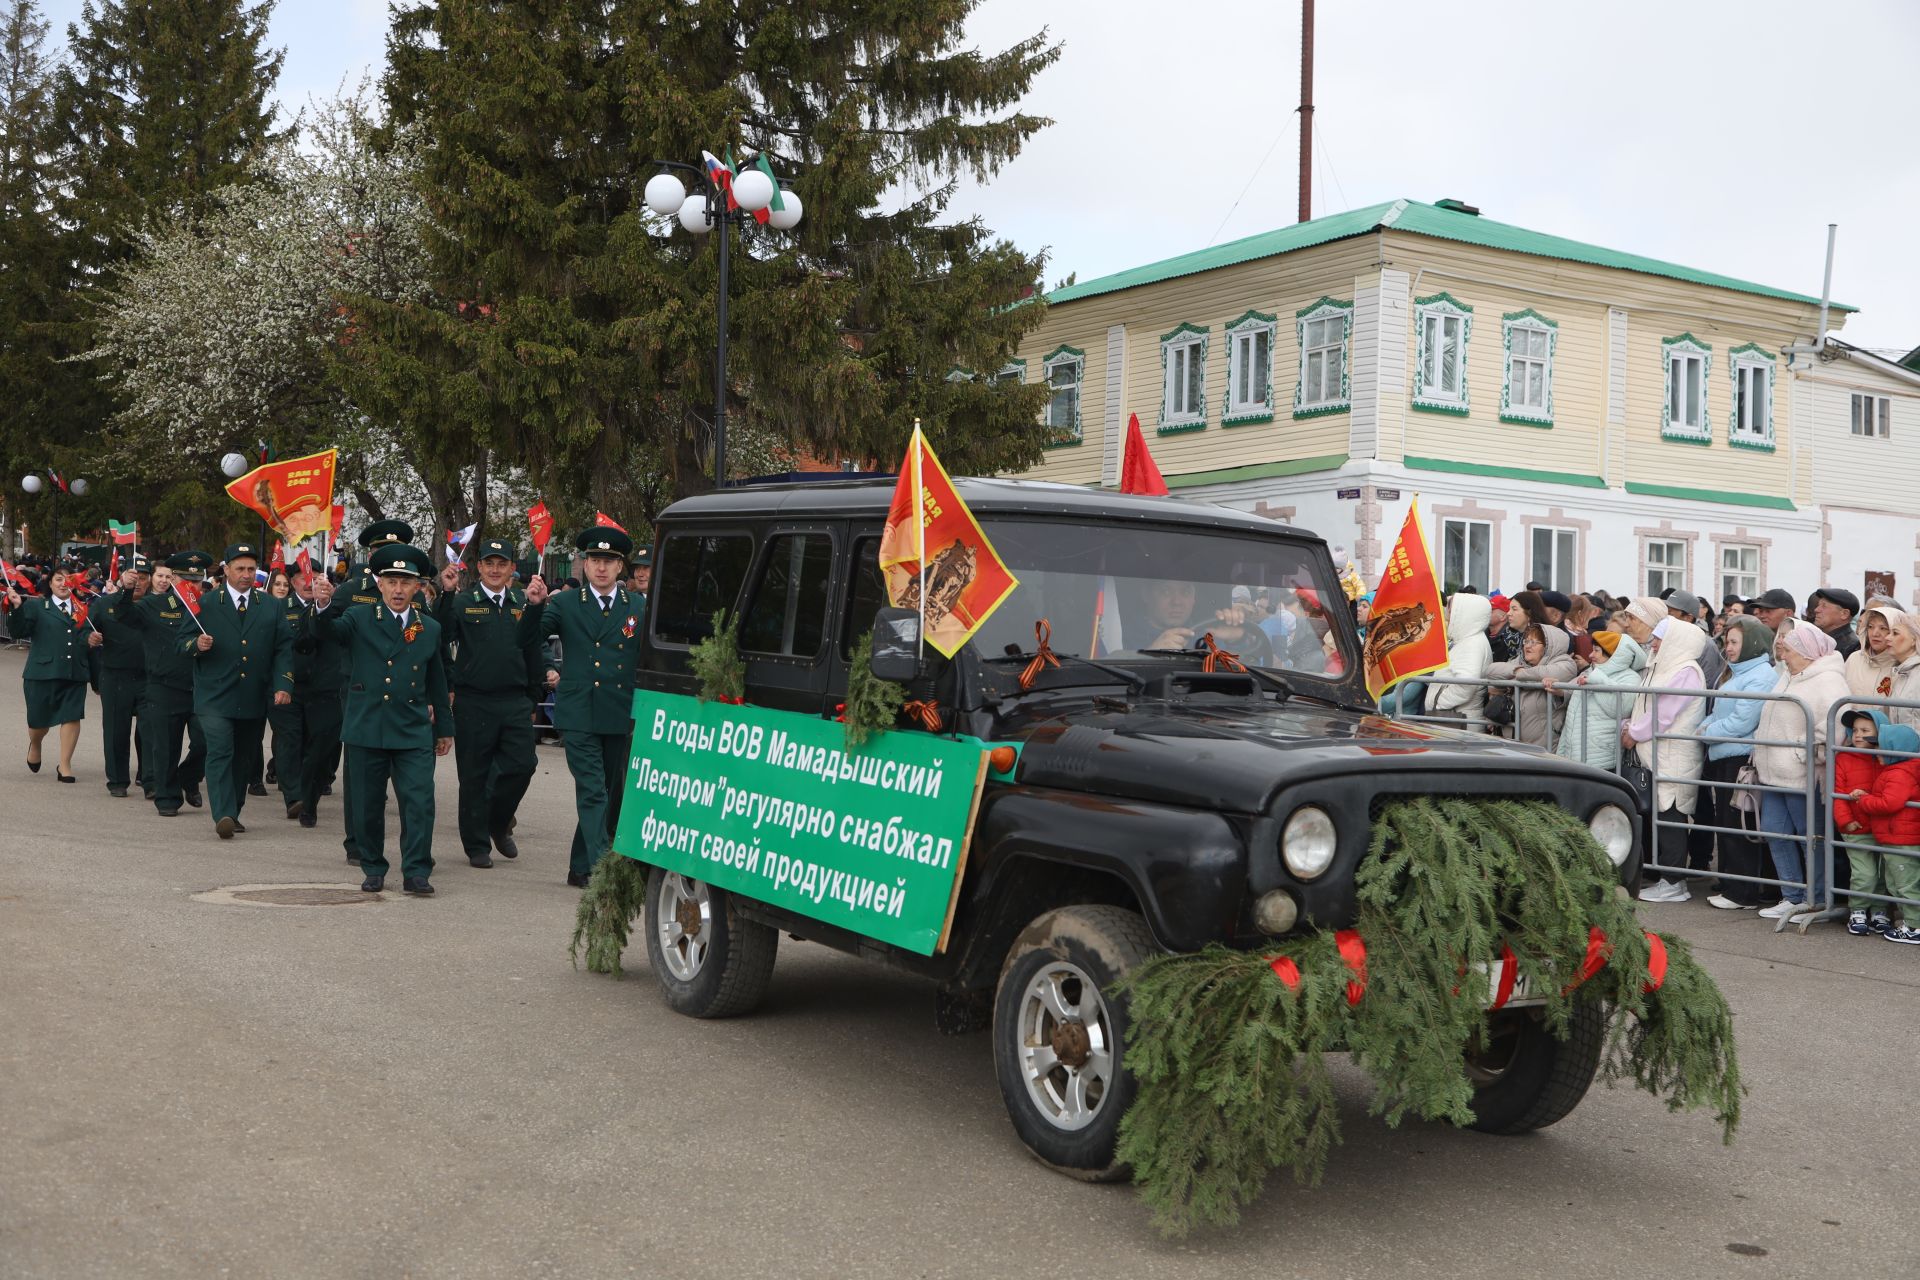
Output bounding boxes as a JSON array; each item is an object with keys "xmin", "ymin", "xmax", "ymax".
[{"xmin": 1135, "ymin": 578, "xmax": 1269, "ymax": 659}]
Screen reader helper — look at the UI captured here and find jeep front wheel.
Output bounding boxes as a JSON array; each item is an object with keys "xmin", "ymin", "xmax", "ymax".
[
  {"xmin": 1464, "ymin": 1000, "xmax": 1606, "ymax": 1134},
  {"xmin": 644, "ymin": 867, "xmax": 779, "ymax": 1018},
  {"xmin": 992, "ymin": 905, "xmax": 1156, "ymax": 1180}
]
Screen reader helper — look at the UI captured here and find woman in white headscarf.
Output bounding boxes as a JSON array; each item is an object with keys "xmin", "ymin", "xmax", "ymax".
[
  {"xmin": 1844, "ymin": 604, "xmax": 1905, "ymax": 701},
  {"xmin": 1622, "ymin": 597, "xmax": 1709, "ymax": 903},
  {"xmin": 1751, "ymin": 621, "xmax": 1852, "ymax": 917}
]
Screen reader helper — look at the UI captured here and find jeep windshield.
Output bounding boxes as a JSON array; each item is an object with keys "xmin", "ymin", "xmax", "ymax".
[{"xmin": 964, "ymin": 518, "xmax": 1358, "ymax": 684}]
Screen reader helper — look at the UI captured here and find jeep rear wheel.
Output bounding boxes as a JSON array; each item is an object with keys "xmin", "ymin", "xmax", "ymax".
[
  {"xmin": 644, "ymin": 867, "xmax": 779, "ymax": 1019},
  {"xmin": 992, "ymin": 905, "xmax": 1156, "ymax": 1180},
  {"xmin": 1464, "ymin": 1001, "xmax": 1607, "ymax": 1134}
]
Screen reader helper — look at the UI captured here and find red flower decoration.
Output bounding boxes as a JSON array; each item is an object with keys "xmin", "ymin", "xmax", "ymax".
[{"xmin": 403, "ymin": 621, "xmax": 423, "ymax": 645}]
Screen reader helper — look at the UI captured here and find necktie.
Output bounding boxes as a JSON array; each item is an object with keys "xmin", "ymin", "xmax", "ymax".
[
  {"xmin": 600, "ymin": 594, "xmax": 611, "ymax": 617},
  {"xmin": 237, "ymin": 592, "xmax": 248, "ymax": 614}
]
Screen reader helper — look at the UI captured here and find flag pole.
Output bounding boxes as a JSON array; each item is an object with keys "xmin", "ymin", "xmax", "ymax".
[{"xmin": 912, "ymin": 420, "xmax": 925, "ymax": 660}]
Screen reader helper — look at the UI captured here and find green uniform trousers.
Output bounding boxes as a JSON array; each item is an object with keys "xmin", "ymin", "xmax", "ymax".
[
  {"xmin": 200, "ymin": 713, "xmax": 265, "ymax": 825},
  {"xmin": 347, "ymin": 743, "xmax": 437, "ymax": 882},
  {"xmin": 563, "ymin": 729, "xmax": 628, "ymax": 879},
  {"xmin": 340, "ymin": 689, "xmax": 360, "ymax": 859},
  {"xmin": 143, "ymin": 695, "xmax": 205, "ymax": 813},
  {"xmin": 99, "ymin": 668, "xmax": 148, "ymax": 792},
  {"xmin": 454, "ymin": 692, "xmax": 537, "ymax": 859},
  {"xmin": 268, "ymin": 699, "xmax": 304, "ymax": 810},
  {"xmin": 294, "ymin": 694, "xmax": 343, "ymax": 817}
]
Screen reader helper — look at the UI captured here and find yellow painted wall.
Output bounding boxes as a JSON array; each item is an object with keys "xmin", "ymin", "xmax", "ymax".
[{"xmin": 1012, "ymin": 236, "xmax": 1381, "ymax": 484}]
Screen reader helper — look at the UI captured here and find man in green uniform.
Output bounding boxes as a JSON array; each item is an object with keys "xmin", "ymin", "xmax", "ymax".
[
  {"xmin": 336, "ymin": 520, "xmax": 414, "ymax": 864},
  {"xmin": 521, "ymin": 526, "xmax": 645, "ymax": 887},
  {"xmin": 281, "ymin": 567, "xmax": 346, "ymax": 828},
  {"xmin": 435, "ymin": 538, "xmax": 543, "ymax": 867},
  {"xmin": 311, "ymin": 543, "xmax": 453, "ymax": 895},
  {"xmin": 103, "ymin": 553, "xmax": 209, "ymax": 815},
  {"xmin": 93, "ymin": 555, "xmax": 152, "ymax": 797},
  {"xmin": 185, "ymin": 542, "xmax": 294, "ymax": 839}
]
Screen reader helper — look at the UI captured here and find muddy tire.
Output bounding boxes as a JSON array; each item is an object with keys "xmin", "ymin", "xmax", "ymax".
[
  {"xmin": 644, "ymin": 866, "xmax": 778, "ymax": 1019},
  {"xmin": 1465, "ymin": 1001, "xmax": 1607, "ymax": 1134},
  {"xmin": 992, "ymin": 905, "xmax": 1156, "ymax": 1180}
]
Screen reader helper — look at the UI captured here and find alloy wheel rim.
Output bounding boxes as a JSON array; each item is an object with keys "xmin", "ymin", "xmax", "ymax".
[
  {"xmin": 1016, "ymin": 960, "xmax": 1114, "ymax": 1132},
  {"xmin": 657, "ymin": 872, "xmax": 713, "ymax": 982}
]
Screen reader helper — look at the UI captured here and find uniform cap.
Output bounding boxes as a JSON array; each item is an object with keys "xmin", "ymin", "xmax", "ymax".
[
  {"xmin": 628, "ymin": 546, "xmax": 651, "ymax": 568},
  {"xmin": 223, "ymin": 543, "xmax": 259, "ymax": 563},
  {"xmin": 357, "ymin": 519, "xmax": 415, "ymax": 550},
  {"xmin": 166, "ymin": 550, "xmax": 213, "ymax": 577},
  {"xmin": 371, "ymin": 543, "xmax": 433, "ymax": 579},
  {"xmin": 573, "ymin": 526, "xmax": 633, "ymax": 559},
  {"xmin": 475, "ymin": 538, "xmax": 514, "ymax": 562}
]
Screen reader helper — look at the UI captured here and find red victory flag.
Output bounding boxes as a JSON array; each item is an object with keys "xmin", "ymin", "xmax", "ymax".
[
  {"xmin": 296, "ymin": 546, "xmax": 313, "ymax": 580},
  {"xmin": 527, "ymin": 501, "xmax": 554, "ymax": 554},
  {"xmin": 593, "ymin": 510, "xmax": 627, "ymax": 533},
  {"xmin": 223, "ymin": 448, "xmax": 338, "ymax": 545},
  {"xmin": 1363, "ymin": 498, "xmax": 1450, "ymax": 702},
  {"xmin": 173, "ymin": 579, "xmax": 207, "ymax": 633},
  {"xmin": 270, "ymin": 542, "xmax": 288, "ymax": 572},
  {"xmin": 330, "ymin": 503, "xmax": 345, "ymax": 538},
  {"xmin": 878, "ymin": 425, "xmax": 1019, "ymax": 659},
  {"xmin": 1119, "ymin": 413, "xmax": 1169, "ymax": 496}
]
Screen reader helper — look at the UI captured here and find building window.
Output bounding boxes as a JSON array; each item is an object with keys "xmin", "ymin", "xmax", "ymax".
[
  {"xmin": 1442, "ymin": 518, "xmax": 1491, "ymax": 594},
  {"xmin": 1294, "ymin": 297, "xmax": 1352, "ymax": 417},
  {"xmin": 1222, "ymin": 310, "xmax": 1276, "ymax": 425},
  {"xmin": 1644, "ymin": 537, "xmax": 1689, "ymax": 596},
  {"xmin": 994, "ymin": 360, "xmax": 1025, "ymax": 385},
  {"xmin": 1661, "ymin": 334, "xmax": 1712, "ymax": 442},
  {"xmin": 1852, "ymin": 393, "xmax": 1891, "ymax": 438},
  {"xmin": 1500, "ymin": 309, "xmax": 1557, "ymax": 426},
  {"xmin": 1529, "ymin": 527, "xmax": 1577, "ymax": 593},
  {"xmin": 1412, "ymin": 292, "xmax": 1472, "ymax": 414},
  {"xmin": 1728, "ymin": 344, "xmax": 1776, "ymax": 450},
  {"xmin": 1041, "ymin": 345, "xmax": 1083, "ymax": 444},
  {"xmin": 1157, "ymin": 323, "xmax": 1208, "ymax": 433},
  {"xmin": 1719, "ymin": 544, "xmax": 1760, "ymax": 603}
]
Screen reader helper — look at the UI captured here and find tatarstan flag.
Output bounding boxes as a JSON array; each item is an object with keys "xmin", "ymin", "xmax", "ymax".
[
  {"xmin": 1364, "ymin": 497, "xmax": 1450, "ymax": 702},
  {"xmin": 108, "ymin": 519, "xmax": 138, "ymax": 545},
  {"xmin": 878, "ymin": 425, "xmax": 1018, "ymax": 659}
]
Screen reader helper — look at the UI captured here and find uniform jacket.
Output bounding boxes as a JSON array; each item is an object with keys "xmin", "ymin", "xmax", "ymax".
[
  {"xmin": 313, "ymin": 601, "xmax": 453, "ymax": 750},
  {"xmin": 433, "ymin": 585, "xmax": 543, "ymax": 700},
  {"xmin": 183, "ymin": 585, "xmax": 295, "ymax": 719},
  {"xmin": 1853, "ymin": 720, "xmax": 1920, "ymax": 846},
  {"xmin": 283, "ymin": 595, "xmax": 345, "ymax": 695},
  {"xmin": 10, "ymin": 596, "xmax": 92, "ymax": 683},
  {"xmin": 519, "ymin": 585, "xmax": 644, "ymax": 735},
  {"xmin": 103, "ymin": 588, "xmax": 198, "ymax": 693},
  {"xmin": 92, "ymin": 588, "xmax": 146, "ymax": 675}
]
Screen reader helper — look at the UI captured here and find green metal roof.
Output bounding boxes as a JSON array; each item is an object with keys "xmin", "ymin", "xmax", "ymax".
[{"xmin": 1047, "ymin": 198, "xmax": 1857, "ymax": 313}]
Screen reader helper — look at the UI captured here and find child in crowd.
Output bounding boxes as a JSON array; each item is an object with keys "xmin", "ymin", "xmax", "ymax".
[
  {"xmin": 1835, "ymin": 710, "xmax": 1889, "ymax": 934},
  {"xmin": 1846, "ymin": 712, "xmax": 1920, "ymax": 944}
]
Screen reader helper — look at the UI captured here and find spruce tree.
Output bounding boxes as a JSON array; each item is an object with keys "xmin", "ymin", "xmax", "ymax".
[{"xmin": 344, "ymin": 0, "xmax": 1059, "ymax": 522}]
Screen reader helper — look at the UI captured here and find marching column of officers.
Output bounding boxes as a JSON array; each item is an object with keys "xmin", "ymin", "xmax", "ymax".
[{"xmin": 8, "ymin": 519, "xmax": 647, "ymax": 897}]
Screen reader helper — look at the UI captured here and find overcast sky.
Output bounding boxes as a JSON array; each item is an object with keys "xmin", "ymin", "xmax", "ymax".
[{"xmin": 41, "ymin": 0, "xmax": 1920, "ymax": 354}]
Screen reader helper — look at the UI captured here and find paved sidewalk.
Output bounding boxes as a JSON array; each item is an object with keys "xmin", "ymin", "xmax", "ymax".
[{"xmin": 1, "ymin": 647, "xmax": 1916, "ymax": 1278}]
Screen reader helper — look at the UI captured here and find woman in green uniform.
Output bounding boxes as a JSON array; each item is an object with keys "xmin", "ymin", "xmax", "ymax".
[{"xmin": 6, "ymin": 567, "xmax": 102, "ymax": 781}]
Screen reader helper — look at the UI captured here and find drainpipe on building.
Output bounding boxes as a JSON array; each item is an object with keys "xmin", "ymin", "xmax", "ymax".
[{"xmin": 1816, "ymin": 223, "xmax": 1837, "ymax": 357}]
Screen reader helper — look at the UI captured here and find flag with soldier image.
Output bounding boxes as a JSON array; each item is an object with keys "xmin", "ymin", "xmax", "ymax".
[
  {"xmin": 878, "ymin": 425, "xmax": 1018, "ymax": 659},
  {"xmin": 1363, "ymin": 498, "xmax": 1450, "ymax": 702}
]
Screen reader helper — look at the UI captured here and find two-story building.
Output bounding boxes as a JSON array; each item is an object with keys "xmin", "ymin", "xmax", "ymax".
[{"xmin": 1000, "ymin": 198, "xmax": 1920, "ymax": 606}]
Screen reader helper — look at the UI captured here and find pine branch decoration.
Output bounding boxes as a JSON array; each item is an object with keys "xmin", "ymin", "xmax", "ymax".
[
  {"xmin": 688, "ymin": 610, "xmax": 744, "ymax": 703},
  {"xmin": 568, "ymin": 854, "xmax": 649, "ymax": 977},
  {"xmin": 843, "ymin": 631, "xmax": 907, "ymax": 748},
  {"xmin": 1117, "ymin": 797, "xmax": 1741, "ymax": 1237}
]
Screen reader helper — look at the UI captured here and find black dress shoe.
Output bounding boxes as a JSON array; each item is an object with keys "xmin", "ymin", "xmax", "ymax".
[
  {"xmin": 232, "ymin": 821, "xmax": 247, "ymax": 834},
  {"xmin": 321, "ymin": 784, "xmax": 333, "ymax": 796},
  {"xmin": 143, "ymin": 787, "xmax": 155, "ymax": 800},
  {"xmin": 157, "ymin": 806, "xmax": 180, "ymax": 817},
  {"xmin": 468, "ymin": 853, "xmax": 494, "ymax": 869},
  {"xmin": 265, "ymin": 763, "xmax": 277, "ymax": 784},
  {"xmin": 185, "ymin": 787, "xmax": 203, "ymax": 808},
  {"xmin": 26, "ymin": 757, "xmax": 40, "ymax": 773},
  {"xmin": 360, "ymin": 875, "xmax": 384, "ymax": 893},
  {"xmin": 490, "ymin": 830, "xmax": 519, "ymax": 859},
  {"xmin": 402, "ymin": 878, "xmax": 435, "ymax": 896},
  {"xmin": 566, "ymin": 872, "xmax": 590, "ymax": 888},
  {"xmin": 216, "ymin": 816, "xmax": 237, "ymax": 839},
  {"xmin": 346, "ymin": 852, "xmax": 361, "ymax": 865},
  {"xmin": 56, "ymin": 769, "xmax": 75, "ymax": 783},
  {"xmin": 286, "ymin": 801, "xmax": 303, "ymax": 820},
  {"xmin": 108, "ymin": 784, "xmax": 128, "ymax": 797},
  {"xmin": 299, "ymin": 810, "xmax": 317, "ymax": 829},
  {"xmin": 247, "ymin": 782, "xmax": 268, "ymax": 797}
]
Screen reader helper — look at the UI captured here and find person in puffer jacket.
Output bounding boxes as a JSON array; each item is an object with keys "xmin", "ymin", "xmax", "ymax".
[
  {"xmin": 1846, "ymin": 715, "xmax": 1920, "ymax": 944},
  {"xmin": 1698, "ymin": 617, "xmax": 1781, "ymax": 909},
  {"xmin": 1752, "ymin": 621, "xmax": 1852, "ymax": 917},
  {"xmin": 1552, "ymin": 630, "xmax": 1644, "ymax": 769},
  {"xmin": 1487, "ymin": 624, "xmax": 1577, "ymax": 749},
  {"xmin": 1834, "ymin": 710, "xmax": 1887, "ymax": 933},
  {"xmin": 1428, "ymin": 592, "xmax": 1492, "ymax": 723}
]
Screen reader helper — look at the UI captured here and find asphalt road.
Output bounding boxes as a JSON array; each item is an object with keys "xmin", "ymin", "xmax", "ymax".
[{"xmin": 2, "ymin": 645, "xmax": 1917, "ymax": 1279}]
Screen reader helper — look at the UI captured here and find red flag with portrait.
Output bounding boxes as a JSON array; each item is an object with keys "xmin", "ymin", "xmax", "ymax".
[
  {"xmin": 1364, "ymin": 498, "xmax": 1450, "ymax": 701},
  {"xmin": 223, "ymin": 448, "xmax": 337, "ymax": 545},
  {"xmin": 878, "ymin": 426, "xmax": 1019, "ymax": 659}
]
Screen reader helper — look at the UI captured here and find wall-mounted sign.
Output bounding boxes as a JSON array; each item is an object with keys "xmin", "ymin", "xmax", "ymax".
[{"xmin": 1336, "ymin": 488, "xmax": 1362, "ymax": 500}]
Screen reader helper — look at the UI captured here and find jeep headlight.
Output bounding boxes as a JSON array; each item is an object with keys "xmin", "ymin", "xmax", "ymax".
[
  {"xmin": 1588, "ymin": 804, "xmax": 1633, "ymax": 867},
  {"xmin": 1282, "ymin": 806, "xmax": 1337, "ymax": 879}
]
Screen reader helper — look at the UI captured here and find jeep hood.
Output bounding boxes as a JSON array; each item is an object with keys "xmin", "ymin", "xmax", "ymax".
[{"xmin": 1007, "ymin": 698, "xmax": 1599, "ymax": 813}]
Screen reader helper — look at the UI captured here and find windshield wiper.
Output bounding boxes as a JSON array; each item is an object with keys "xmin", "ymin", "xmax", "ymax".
[
  {"xmin": 985, "ymin": 651, "xmax": 1149, "ymax": 694},
  {"xmin": 1137, "ymin": 647, "xmax": 1294, "ymax": 698}
]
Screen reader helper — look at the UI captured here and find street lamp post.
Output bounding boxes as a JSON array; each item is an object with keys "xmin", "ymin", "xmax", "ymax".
[
  {"xmin": 19, "ymin": 471, "xmax": 89, "ymax": 555},
  {"xmin": 644, "ymin": 155, "xmax": 803, "ymax": 487}
]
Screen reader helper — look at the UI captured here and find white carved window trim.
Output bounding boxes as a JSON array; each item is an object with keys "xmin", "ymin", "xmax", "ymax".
[
  {"xmin": 1661, "ymin": 334, "xmax": 1712, "ymax": 443},
  {"xmin": 1728, "ymin": 344, "xmax": 1776, "ymax": 450},
  {"xmin": 1222, "ymin": 310, "xmax": 1276, "ymax": 425},
  {"xmin": 994, "ymin": 360, "xmax": 1025, "ymax": 385},
  {"xmin": 1294, "ymin": 298, "xmax": 1352, "ymax": 416},
  {"xmin": 1412, "ymin": 293, "xmax": 1472, "ymax": 413},
  {"xmin": 1158, "ymin": 323, "xmax": 1208, "ymax": 432},
  {"xmin": 1500, "ymin": 309, "xmax": 1557, "ymax": 426},
  {"xmin": 1041, "ymin": 346, "xmax": 1083, "ymax": 444}
]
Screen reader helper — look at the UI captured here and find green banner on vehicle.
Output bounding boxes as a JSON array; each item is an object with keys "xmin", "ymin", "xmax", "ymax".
[{"xmin": 612, "ymin": 689, "xmax": 990, "ymax": 955}]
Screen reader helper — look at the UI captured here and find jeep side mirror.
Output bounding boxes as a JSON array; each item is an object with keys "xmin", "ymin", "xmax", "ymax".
[{"xmin": 869, "ymin": 607, "xmax": 923, "ymax": 682}]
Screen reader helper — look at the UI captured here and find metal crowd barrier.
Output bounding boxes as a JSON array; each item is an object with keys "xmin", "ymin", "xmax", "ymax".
[{"xmin": 1382, "ymin": 675, "xmax": 1903, "ymax": 935}]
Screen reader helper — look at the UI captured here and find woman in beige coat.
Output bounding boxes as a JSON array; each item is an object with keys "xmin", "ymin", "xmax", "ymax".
[{"xmin": 1751, "ymin": 621, "xmax": 1852, "ymax": 916}]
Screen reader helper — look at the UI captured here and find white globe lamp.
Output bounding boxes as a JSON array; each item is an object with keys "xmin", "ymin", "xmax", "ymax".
[
  {"xmin": 644, "ymin": 173, "xmax": 685, "ymax": 217},
  {"xmin": 767, "ymin": 190, "xmax": 803, "ymax": 231},
  {"xmin": 731, "ymin": 167, "xmax": 774, "ymax": 213},
  {"xmin": 21, "ymin": 474, "xmax": 41, "ymax": 494},
  {"xmin": 220, "ymin": 452, "xmax": 249, "ymax": 478},
  {"xmin": 69, "ymin": 478, "xmax": 88, "ymax": 497},
  {"xmin": 677, "ymin": 191, "xmax": 712, "ymax": 234}
]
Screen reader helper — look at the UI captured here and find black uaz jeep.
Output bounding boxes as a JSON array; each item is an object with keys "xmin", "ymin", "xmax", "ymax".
[{"xmin": 634, "ymin": 478, "xmax": 1643, "ymax": 1175}]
